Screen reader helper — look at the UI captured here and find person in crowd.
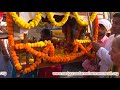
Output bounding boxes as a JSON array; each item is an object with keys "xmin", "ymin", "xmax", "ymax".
[
  {"xmin": 19, "ymin": 19, "xmax": 38, "ymax": 78},
  {"xmin": 0, "ymin": 30, "xmax": 15, "ymax": 78},
  {"xmin": 61, "ymin": 22, "xmax": 84, "ymax": 78},
  {"xmin": 91, "ymin": 13, "xmax": 120, "ymax": 76},
  {"xmin": 39, "ymin": 29, "xmax": 52, "ymax": 41},
  {"xmin": 0, "ymin": 13, "xmax": 17, "ymax": 78},
  {"xmin": 37, "ymin": 28, "xmax": 62, "ymax": 78},
  {"xmin": 82, "ymin": 19, "xmax": 112, "ymax": 72},
  {"xmin": 108, "ymin": 35, "xmax": 120, "ymax": 78}
]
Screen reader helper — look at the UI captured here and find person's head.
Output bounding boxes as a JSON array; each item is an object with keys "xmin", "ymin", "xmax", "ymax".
[
  {"xmin": 40, "ymin": 29, "xmax": 52, "ymax": 41},
  {"xmin": 109, "ymin": 35, "xmax": 120, "ymax": 67},
  {"xmin": 98, "ymin": 19, "xmax": 112, "ymax": 40},
  {"xmin": 111, "ymin": 13, "xmax": 120, "ymax": 35}
]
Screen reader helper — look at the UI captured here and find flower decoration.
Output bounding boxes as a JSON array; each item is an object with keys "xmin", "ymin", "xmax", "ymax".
[
  {"xmin": 73, "ymin": 12, "xmax": 97, "ymax": 26},
  {"xmin": 7, "ymin": 12, "xmax": 98, "ymax": 75},
  {"xmin": 46, "ymin": 12, "xmax": 70, "ymax": 27},
  {"xmin": 9, "ymin": 12, "xmax": 42, "ymax": 29}
]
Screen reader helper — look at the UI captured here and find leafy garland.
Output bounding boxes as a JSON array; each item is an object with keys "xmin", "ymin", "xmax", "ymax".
[{"xmin": 9, "ymin": 12, "xmax": 42, "ymax": 30}]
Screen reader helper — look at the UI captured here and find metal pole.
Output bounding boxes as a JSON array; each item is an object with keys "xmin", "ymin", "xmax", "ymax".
[
  {"xmin": 103, "ymin": 12, "xmax": 105, "ymax": 19},
  {"xmin": 87, "ymin": 12, "xmax": 93, "ymax": 41},
  {"xmin": 109, "ymin": 12, "xmax": 112, "ymax": 23}
]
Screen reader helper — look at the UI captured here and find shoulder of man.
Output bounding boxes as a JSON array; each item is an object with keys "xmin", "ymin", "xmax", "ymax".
[
  {"xmin": 108, "ymin": 34, "xmax": 115, "ymax": 39},
  {"xmin": 104, "ymin": 34, "xmax": 115, "ymax": 50}
]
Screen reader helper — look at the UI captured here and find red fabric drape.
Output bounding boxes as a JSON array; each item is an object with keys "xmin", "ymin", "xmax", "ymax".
[{"xmin": 0, "ymin": 12, "xmax": 5, "ymax": 18}]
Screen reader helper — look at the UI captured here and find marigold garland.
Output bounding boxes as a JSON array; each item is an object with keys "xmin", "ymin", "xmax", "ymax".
[
  {"xmin": 23, "ymin": 57, "xmax": 41, "ymax": 74},
  {"xmin": 9, "ymin": 12, "xmax": 42, "ymax": 29},
  {"xmin": 73, "ymin": 41, "xmax": 79, "ymax": 53},
  {"xmin": 75, "ymin": 39, "xmax": 91, "ymax": 43},
  {"xmin": 7, "ymin": 12, "xmax": 98, "ymax": 75},
  {"xmin": 45, "ymin": 43, "xmax": 92, "ymax": 63},
  {"xmin": 94, "ymin": 15, "xmax": 99, "ymax": 42},
  {"xmin": 73, "ymin": 12, "xmax": 97, "ymax": 26},
  {"xmin": 46, "ymin": 12, "xmax": 70, "ymax": 27},
  {"xmin": 9, "ymin": 12, "xmax": 97, "ymax": 29},
  {"xmin": 7, "ymin": 13, "xmax": 43, "ymax": 73},
  {"xmin": 7, "ymin": 13, "xmax": 22, "ymax": 71}
]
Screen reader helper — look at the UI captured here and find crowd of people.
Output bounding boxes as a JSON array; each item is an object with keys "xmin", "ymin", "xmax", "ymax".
[{"xmin": 1, "ymin": 12, "xmax": 120, "ymax": 78}]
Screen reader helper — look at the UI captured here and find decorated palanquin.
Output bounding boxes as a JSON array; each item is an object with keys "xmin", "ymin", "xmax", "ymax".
[{"xmin": 6, "ymin": 12, "xmax": 98, "ymax": 74}]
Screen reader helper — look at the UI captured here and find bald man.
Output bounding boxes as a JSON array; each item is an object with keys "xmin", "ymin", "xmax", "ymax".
[{"xmin": 109, "ymin": 35, "xmax": 120, "ymax": 77}]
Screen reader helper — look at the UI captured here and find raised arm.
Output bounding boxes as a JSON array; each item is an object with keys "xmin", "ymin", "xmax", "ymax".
[{"xmin": 92, "ymin": 42, "xmax": 113, "ymax": 65}]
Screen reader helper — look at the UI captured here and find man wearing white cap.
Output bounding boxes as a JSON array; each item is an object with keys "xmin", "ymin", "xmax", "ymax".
[
  {"xmin": 97, "ymin": 19, "xmax": 112, "ymax": 47},
  {"xmin": 82, "ymin": 19, "xmax": 112, "ymax": 73},
  {"xmin": 97, "ymin": 19, "xmax": 112, "ymax": 73},
  {"xmin": 91, "ymin": 13, "xmax": 120, "ymax": 78}
]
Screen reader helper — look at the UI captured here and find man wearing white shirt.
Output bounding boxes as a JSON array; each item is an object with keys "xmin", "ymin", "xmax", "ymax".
[
  {"xmin": 92, "ymin": 13, "xmax": 120, "ymax": 74},
  {"xmin": 82, "ymin": 19, "xmax": 112, "ymax": 73}
]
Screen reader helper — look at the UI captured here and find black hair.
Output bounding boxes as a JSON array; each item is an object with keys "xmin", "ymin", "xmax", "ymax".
[
  {"xmin": 99, "ymin": 24, "xmax": 106, "ymax": 29},
  {"xmin": 41, "ymin": 29, "xmax": 52, "ymax": 37},
  {"xmin": 113, "ymin": 13, "xmax": 120, "ymax": 18}
]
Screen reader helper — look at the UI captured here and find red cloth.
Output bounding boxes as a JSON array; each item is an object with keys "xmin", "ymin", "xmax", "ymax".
[
  {"xmin": 37, "ymin": 65, "xmax": 62, "ymax": 78},
  {"xmin": 0, "ymin": 12, "xmax": 5, "ymax": 18}
]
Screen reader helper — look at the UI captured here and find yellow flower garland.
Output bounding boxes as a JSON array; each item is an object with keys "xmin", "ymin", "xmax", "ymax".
[
  {"xmin": 52, "ymin": 38, "xmax": 91, "ymax": 44},
  {"xmin": 7, "ymin": 12, "xmax": 99, "ymax": 75},
  {"xmin": 26, "ymin": 39, "xmax": 91, "ymax": 48},
  {"xmin": 14, "ymin": 39, "xmax": 91, "ymax": 50},
  {"xmin": 15, "ymin": 40, "xmax": 52, "ymax": 49},
  {"xmin": 9, "ymin": 12, "xmax": 97, "ymax": 29},
  {"xmin": 75, "ymin": 39, "xmax": 91, "ymax": 43},
  {"xmin": 46, "ymin": 12, "xmax": 70, "ymax": 27},
  {"xmin": 73, "ymin": 12, "xmax": 97, "ymax": 26},
  {"xmin": 9, "ymin": 12, "xmax": 42, "ymax": 30}
]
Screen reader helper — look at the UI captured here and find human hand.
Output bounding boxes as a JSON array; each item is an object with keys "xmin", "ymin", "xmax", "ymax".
[
  {"xmin": 82, "ymin": 59, "xmax": 91, "ymax": 71},
  {"xmin": 85, "ymin": 33, "xmax": 93, "ymax": 41},
  {"xmin": 82, "ymin": 59, "xmax": 97, "ymax": 71},
  {"xmin": 92, "ymin": 41, "xmax": 101, "ymax": 52}
]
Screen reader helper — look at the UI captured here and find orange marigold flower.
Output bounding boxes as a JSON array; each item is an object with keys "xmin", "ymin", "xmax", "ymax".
[
  {"xmin": 41, "ymin": 53, "xmax": 46, "ymax": 58},
  {"xmin": 33, "ymin": 50, "xmax": 39, "ymax": 56},
  {"xmin": 37, "ymin": 52, "xmax": 41, "ymax": 57},
  {"xmin": 32, "ymin": 63, "xmax": 37, "ymax": 68},
  {"xmin": 7, "ymin": 23, "xmax": 13, "ymax": 27},
  {"xmin": 65, "ymin": 56, "xmax": 70, "ymax": 62},
  {"xmin": 23, "ymin": 69, "xmax": 28, "ymax": 74},
  {"xmin": 26, "ymin": 67, "xmax": 31, "ymax": 72},
  {"xmin": 8, "ymin": 31, "xmax": 14, "ymax": 35},
  {"xmin": 35, "ymin": 61, "xmax": 40, "ymax": 66},
  {"xmin": 14, "ymin": 44, "xmax": 19, "ymax": 49},
  {"xmin": 6, "ymin": 18, "xmax": 13, "ymax": 22},
  {"xmin": 16, "ymin": 65, "xmax": 22, "ymax": 71},
  {"xmin": 30, "ymin": 65, "xmax": 35, "ymax": 71},
  {"xmin": 29, "ymin": 48, "xmax": 34, "ymax": 53},
  {"xmin": 14, "ymin": 60, "xmax": 19, "ymax": 64}
]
